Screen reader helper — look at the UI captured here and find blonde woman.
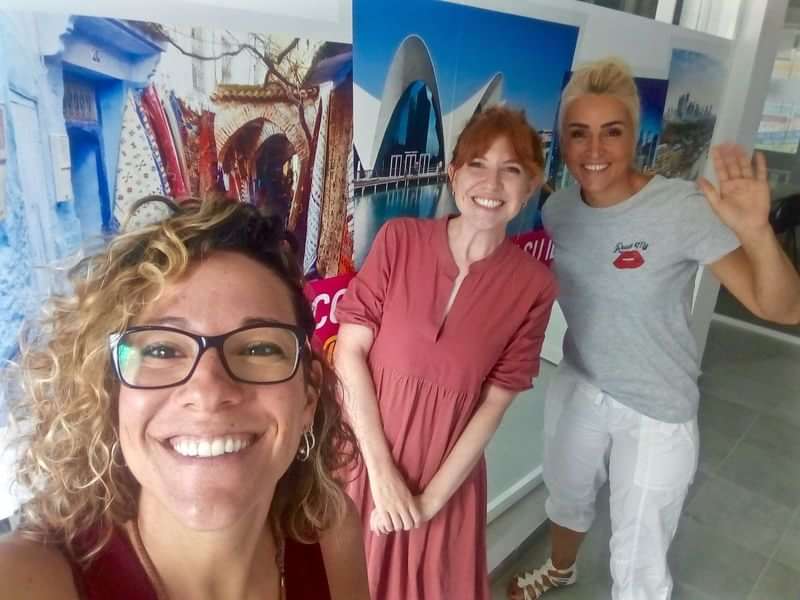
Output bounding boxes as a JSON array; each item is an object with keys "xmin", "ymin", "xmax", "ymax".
[
  {"xmin": 508, "ymin": 58, "xmax": 800, "ymax": 599},
  {"xmin": 0, "ymin": 199, "xmax": 369, "ymax": 600}
]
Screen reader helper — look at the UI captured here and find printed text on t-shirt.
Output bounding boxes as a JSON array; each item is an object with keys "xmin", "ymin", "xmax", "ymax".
[{"xmin": 612, "ymin": 240, "xmax": 649, "ymax": 269}]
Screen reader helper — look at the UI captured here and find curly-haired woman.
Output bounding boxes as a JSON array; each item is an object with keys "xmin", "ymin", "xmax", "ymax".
[{"xmin": 0, "ymin": 198, "xmax": 369, "ymax": 600}]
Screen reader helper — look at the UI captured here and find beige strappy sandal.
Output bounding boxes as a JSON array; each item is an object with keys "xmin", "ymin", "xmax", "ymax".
[{"xmin": 507, "ymin": 558, "xmax": 577, "ymax": 600}]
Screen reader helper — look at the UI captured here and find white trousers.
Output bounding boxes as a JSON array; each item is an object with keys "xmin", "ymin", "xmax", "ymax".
[{"xmin": 543, "ymin": 367, "xmax": 699, "ymax": 600}]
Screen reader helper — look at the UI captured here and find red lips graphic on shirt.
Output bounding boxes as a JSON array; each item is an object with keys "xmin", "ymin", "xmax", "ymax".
[{"xmin": 613, "ymin": 250, "xmax": 645, "ymax": 269}]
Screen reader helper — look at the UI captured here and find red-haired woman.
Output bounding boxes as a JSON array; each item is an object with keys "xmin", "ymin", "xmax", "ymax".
[{"xmin": 334, "ymin": 106, "xmax": 558, "ymax": 600}]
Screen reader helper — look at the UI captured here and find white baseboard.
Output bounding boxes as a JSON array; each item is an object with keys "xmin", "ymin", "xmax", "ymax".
[
  {"xmin": 711, "ymin": 313, "xmax": 800, "ymax": 347},
  {"xmin": 486, "ymin": 466, "xmax": 548, "ymax": 573},
  {"xmin": 487, "ymin": 466, "xmax": 542, "ymax": 524}
]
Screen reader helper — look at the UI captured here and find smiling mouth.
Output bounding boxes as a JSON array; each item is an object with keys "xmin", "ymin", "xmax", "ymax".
[
  {"xmin": 168, "ymin": 434, "xmax": 257, "ymax": 458},
  {"xmin": 583, "ymin": 164, "xmax": 610, "ymax": 173},
  {"xmin": 472, "ymin": 196, "xmax": 503, "ymax": 209}
]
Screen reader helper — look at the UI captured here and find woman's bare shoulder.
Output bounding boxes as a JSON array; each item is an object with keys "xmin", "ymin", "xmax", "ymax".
[
  {"xmin": 0, "ymin": 532, "xmax": 78, "ymax": 599},
  {"xmin": 319, "ymin": 496, "xmax": 369, "ymax": 600},
  {"xmin": 320, "ymin": 493, "xmax": 363, "ymax": 545}
]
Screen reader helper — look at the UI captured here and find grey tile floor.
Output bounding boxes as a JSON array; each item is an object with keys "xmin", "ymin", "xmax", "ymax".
[{"xmin": 491, "ymin": 320, "xmax": 800, "ymax": 600}]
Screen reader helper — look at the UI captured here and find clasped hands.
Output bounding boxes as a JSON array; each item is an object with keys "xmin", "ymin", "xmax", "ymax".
[{"xmin": 368, "ymin": 466, "xmax": 442, "ymax": 535}]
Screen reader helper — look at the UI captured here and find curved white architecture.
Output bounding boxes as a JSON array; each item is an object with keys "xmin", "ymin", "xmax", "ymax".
[
  {"xmin": 354, "ymin": 38, "xmax": 509, "ymax": 174},
  {"xmin": 443, "ymin": 72, "xmax": 504, "ymax": 160},
  {"xmin": 369, "ymin": 34, "xmax": 445, "ymax": 170}
]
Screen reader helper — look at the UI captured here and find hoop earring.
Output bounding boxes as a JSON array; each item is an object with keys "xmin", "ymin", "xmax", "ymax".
[
  {"xmin": 110, "ymin": 434, "xmax": 126, "ymax": 468},
  {"xmin": 296, "ymin": 428, "xmax": 316, "ymax": 462}
]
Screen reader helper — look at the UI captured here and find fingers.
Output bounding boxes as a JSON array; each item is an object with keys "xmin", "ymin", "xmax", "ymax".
[
  {"xmin": 370, "ymin": 502, "xmax": 423, "ymax": 534},
  {"xmin": 409, "ymin": 501, "xmax": 423, "ymax": 528},
  {"xmin": 696, "ymin": 176, "xmax": 720, "ymax": 209},
  {"xmin": 754, "ymin": 150, "xmax": 768, "ymax": 182},
  {"xmin": 387, "ymin": 510, "xmax": 403, "ymax": 532},
  {"xmin": 377, "ymin": 511, "xmax": 394, "ymax": 535},
  {"xmin": 392, "ymin": 502, "xmax": 421, "ymax": 531},
  {"xmin": 711, "ymin": 145, "xmax": 730, "ymax": 182},
  {"xmin": 712, "ymin": 143, "xmax": 764, "ymax": 181},
  {"xmin": 370, "ymin": 507, "xmax": 398, "ymax": 535},
  {"xmin": 369, "ymin": 472, "xmax": 423, "ymax": 534},
  {"xmin": 369, "ymin": 510, "xmax": 378, "ymax": 533},
  {"xmin": 735, "ymin": 145, "xmax": 754, "ymax": 179},
  {"xmin": 718, "ymin": 143, "xmax": 744, "ymax": 180},
  {"xmin": 369, "ymin": 509, "xmax": 384, "ymax": 534}
]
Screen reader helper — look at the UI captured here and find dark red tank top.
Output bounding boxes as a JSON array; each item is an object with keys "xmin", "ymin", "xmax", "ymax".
[{"xmin": 67, "ymin": 527, "xmax": 331, "ymax": 599}]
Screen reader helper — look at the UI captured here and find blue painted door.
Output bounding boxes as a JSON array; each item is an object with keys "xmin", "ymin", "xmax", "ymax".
[{"xmin": 64, "ymin": 75, "xmax": 111, "ymax": 240}]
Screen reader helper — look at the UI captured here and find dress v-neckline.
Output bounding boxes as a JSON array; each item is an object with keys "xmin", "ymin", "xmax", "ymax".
[{"xmin": 433, "ymin": 216, "xmax": 512, "ymax": 338}]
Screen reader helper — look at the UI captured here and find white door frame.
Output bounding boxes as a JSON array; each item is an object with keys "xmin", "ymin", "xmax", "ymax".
[{"xmin": 690, "ymin": 0, "xmax": 790, "ymax": 356}]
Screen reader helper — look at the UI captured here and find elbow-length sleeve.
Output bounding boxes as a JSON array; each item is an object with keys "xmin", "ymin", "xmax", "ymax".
[
  {"xmin": 335, "ymin": 221, "xmax": 396, "ymax": 336},
  {"xmin": 486, "ymin": 273, "xmax": 558, "ymax": 391}
]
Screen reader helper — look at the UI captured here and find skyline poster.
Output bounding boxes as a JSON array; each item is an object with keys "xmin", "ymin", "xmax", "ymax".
[{"xmin": 653, "ymin": 48, "xmax": 726, "ymax": 179}]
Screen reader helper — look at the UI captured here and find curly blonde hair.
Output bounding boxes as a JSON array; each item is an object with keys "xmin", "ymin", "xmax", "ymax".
[
  {"xmin": 12, "ymin": 198, "xmax": 358, "ymax": 561},
  {"xmin": 558, "ymin": 57, "xmax": 641, "ymax": 142}
]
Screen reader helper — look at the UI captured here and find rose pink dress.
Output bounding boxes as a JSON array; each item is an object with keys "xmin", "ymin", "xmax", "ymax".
[{"xmin": 336, "ymin": 217, "xmax": 557, "ymax": 600}]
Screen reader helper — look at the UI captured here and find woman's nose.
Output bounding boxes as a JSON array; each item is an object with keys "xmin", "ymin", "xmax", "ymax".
[
  {"xmin": 485, "ymin": 167, "xmax": 502, "ymax": 189},
  {"xmin": 176, "ymin": 349, "xmax": 244, "ymax": 411},
  {"xmin": 588, "ymin": 135, "xmax": 603, "ymax": 157}
]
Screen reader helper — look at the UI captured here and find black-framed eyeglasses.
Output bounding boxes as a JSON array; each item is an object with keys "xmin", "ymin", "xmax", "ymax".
[{"xmin": 108, "ymin": 323, "xmax": 307, "ymax": 389}]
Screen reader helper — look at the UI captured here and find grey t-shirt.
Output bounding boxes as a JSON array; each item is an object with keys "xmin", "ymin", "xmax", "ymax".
[{"xmin": 542, "ymin": 175, "xmax": 740, "ymax": 423}]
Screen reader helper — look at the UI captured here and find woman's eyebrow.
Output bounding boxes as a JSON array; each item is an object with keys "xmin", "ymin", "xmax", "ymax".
[
  {"xmin": 566, "ymin": 121, "xmax": 626, "ymax": 129},
  {"xmin": 148, "ymin": 316, "xmax": 189, "ymax": 327}
]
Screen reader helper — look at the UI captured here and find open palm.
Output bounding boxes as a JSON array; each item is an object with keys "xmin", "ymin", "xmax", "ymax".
[{"xmin": 697, "ymin": 143, "xmax": 771, "ymax": 239}]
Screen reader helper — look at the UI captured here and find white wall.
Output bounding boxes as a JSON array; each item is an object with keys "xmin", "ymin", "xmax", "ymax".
[{"xmin": 2, "ymin": 0, "xmax": 351, "ymax": 43}]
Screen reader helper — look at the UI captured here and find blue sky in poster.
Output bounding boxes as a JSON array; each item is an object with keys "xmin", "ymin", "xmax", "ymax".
[
  {"xmin": 665, "ymin": 49, "xmax": 725, "ymax": 112},
  {"xmin": 637, "ymin": 76, "xmax": 669, "ymax": 140},
  {"xmin": 354, "ymin": 0, "xmax": 579, "ymax": 130}
]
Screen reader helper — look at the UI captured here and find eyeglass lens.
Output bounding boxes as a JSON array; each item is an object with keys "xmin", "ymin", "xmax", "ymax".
[{"xmin": 116, "ymin": 327, "xmax": 300, "ymax": 387}]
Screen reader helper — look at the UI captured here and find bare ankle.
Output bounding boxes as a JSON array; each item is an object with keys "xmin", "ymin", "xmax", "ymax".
[{"xmin": 550, "ymin": 556, "xmax": 576, "ymax": 571}]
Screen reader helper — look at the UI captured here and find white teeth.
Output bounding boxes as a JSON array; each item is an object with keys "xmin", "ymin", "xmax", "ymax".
[
  {"xmin": 584, "ymin": 164, "xmax": 609, "ymax": 172},
  {"xmin": 197, "ymin": 440, "xmax": 211, "ymax": 458},
  {"xmin": 473, "ymin": 196, "xmax": 502, "ymax": 208},
  {"xmin": 182, "ymin": 441, "xmax": 198, "ymax": 457},
  {"xmin": 170, "ymin": 435, "xmax": 253, "ymax": 458},
  {"xmin": 210, "ymin": 439, "xmax": 225, "ymax": 457}
]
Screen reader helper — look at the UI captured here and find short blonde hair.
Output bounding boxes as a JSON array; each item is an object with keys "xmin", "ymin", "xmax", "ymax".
[
  {"xmin": 13, "ymin": 198, "xmax": 358, "ymax": 562},
  {"xmin": 558, "ymin": 57, "xmax": 640, "ymax": 140}
]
